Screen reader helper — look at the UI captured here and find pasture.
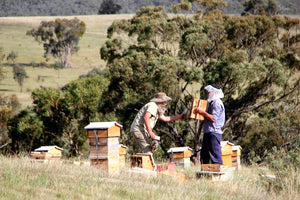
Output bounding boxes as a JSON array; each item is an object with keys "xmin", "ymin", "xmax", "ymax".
[
  {"xmin": 0, "ymin": 15, "xmax": 133, "ymax": 108},
  {"xmin": 1, "ymin": 156, "xmax": 298, "ymax": 200}
]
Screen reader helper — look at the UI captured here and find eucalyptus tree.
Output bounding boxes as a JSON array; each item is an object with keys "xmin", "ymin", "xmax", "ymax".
[
  {"xmin": 27, "ymin": 18, "xmax": 86, "ymax": 68},
  {"xmin": 100, "ymin": 0, "xmax": 300, "ymax": 164},
  {"xmin": 13, "ymin": 64, "xmax": 28, "ymax": 92}
]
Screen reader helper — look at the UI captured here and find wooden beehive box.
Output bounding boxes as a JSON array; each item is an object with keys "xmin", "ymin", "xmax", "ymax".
[
  {"xmin": 85, "ymin": 122, "xmax": 122, "ymax": 138},
  {"xmin": 167, "ymin": 147, "xmax": 192, "ymax": 168},
  {"xmin": 201, "ymin": 164, "xmax": 228, "ymax": 172},
  {"xmin": 31, "ymin": 146, "xmax": 63, "ymax": 160},
  {"xmin": 90, "ymin": 158, "xmax": 119, "ymax": 175},
  {"xmin": 89, "ymin": 137, "xmax": 119, "ymax": 159},
  {"xmin": 221, "ymin": 141, "xmax": 234, "ymax": 167},
  {"xmin": 130, "ymin": 153, "xmax": 156, "ymax": 171},
  {"xmin": 232, "ymin": 145, "xmax": 242, "ymax": 169},
  {"xmin": 119, "ymin": 144, "xmax": 127, "ymax": 168},
  {"xmin": 84, "ymin": 122, "xmax": 122, "ymax": 175}
]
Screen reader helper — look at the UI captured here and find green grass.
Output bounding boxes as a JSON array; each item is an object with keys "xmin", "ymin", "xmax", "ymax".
[
  {"xmin": 0, "ymin": 15, "xmax": 133, "ymax": 108},
  {"xmin": 0, "ymin": 156, "xmax": 298, "ymax": 200}
]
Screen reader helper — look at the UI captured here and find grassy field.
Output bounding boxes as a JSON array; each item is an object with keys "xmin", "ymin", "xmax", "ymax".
[
  {"xmin": 0, "ymin": 156, "xmax": 298, "ymax": 200},
  {"xmin": 0, "ymin": 15, "xmax": 133, "ymax": 108}
]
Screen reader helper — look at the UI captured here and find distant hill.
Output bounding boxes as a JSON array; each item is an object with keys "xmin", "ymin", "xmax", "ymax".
[{"xmin": 0, "ymin": 0, "xmax": 299, "ymax": 17}]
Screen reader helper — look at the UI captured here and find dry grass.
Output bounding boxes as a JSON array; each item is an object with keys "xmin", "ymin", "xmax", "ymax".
[{"xmin": 0, "ymin": 156, "xmax": 298, "ymax": 200}]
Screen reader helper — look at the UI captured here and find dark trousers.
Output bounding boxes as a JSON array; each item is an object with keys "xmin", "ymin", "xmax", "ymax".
[{"xmin": 200, "ymin": 132, "xmax": 223, "ymax": 164}]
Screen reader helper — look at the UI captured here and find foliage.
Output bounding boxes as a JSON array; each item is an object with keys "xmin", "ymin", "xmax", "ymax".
[
  {"xmin": 98, "ymin": 0, "xmax": 122, "ymax": 14},
  {"xmin": 100, "ymin": 2, "xmax": 300, "ymax": 163},
  {"xmin": 0, "ymin": 94, "xmax": 19, "ymax": 154},
  {"xmin": 13, "ymin": 64, "xmax": 28, "ymax": 92},
  {"xmin": 6, "ymin": 50, "xmax": 18, "ymax": 64},
  {"xmin": 242, "ymin": 0, "xmax": 279, "ymax": 16},
  {"xmin": 27, "ymin": 18, "xmax": 86, "ymax": 68},
  {"xmin": 27, "ymin": 76, "xmax": 109, "ymax": 156},
  {"xmin": 256, "ymin": 146, "xmax": 300, "ymax": 193},
  {"xmin": 7, "ymin": 110, "xmax": 44, "ymax": 153}
]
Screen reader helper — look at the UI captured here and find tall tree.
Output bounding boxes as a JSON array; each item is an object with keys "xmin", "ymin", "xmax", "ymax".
[
  {"xmin": 242, "ymin": 0, "xmax": 279, "ymax": 16},
  {"xmin": 27, "ymin": 18, "xmax": 86, "ymax": 68},
  {"xmin": 98, "ymin": 0, "xmax": 122, "ymax": 14},
  {"xmin": 100, "ymin": 2, "xmax": 300, "ymax": 164},
  {"xmin": 13, "ymin": 64, "xmax": 28, "ymax": 92}
]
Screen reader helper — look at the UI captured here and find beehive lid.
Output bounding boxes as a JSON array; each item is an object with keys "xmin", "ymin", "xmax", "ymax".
[
  {"xmin": 221, "ymin": 141, "xmax": 234, "ymax": 147},
  {"xmin": 232, "ymin": 145, "xmax": 242, "ymax": 151},
  {"xmin": 84, "ymin": 122, "xmax": 123, "ymax": 130},
  {"xmin": 119, "ymin": 144, "xmax": 127, "ymax": 149},
  {"xmin": 167, "ymin": 147, "xmax": 192, "ymax": 153},
  {"xmin": 34, "ymin": 146, "xmax": 63, "ymax": 152}
]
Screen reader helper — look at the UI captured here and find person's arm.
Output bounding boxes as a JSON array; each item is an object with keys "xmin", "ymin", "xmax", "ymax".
[
  {"xmin": 144, "ymin": 111, "xmax": 156, "ymax": 140},
  {"xmin": 159, "ymin": 113, "xmax": 187, "ymax": 122},
  {"xmin": 195, "ymin": 108, "xmax": 215, "ymax": 122}
]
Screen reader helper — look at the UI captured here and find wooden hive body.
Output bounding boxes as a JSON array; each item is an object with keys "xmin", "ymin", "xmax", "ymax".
[
  {"xmin": 167, "ymin": 147, "xmax": 192, "ymax": 168},
  {"xmin": 31, "ymin": 146, "xmax": 63, "ymax": 160},
  {"xmin": 221, "ymin": 141, "xmax": 234, "ymax": 167},
  {"xmin": 119, "ymin": 144, "xmax": 127, "ymax": 168},
  {"xmin": 84, "ymin": 122, "xmax": 122, "ymax": 175},
  {"xmin": 232, "ymin": 145, "xmax": 242, "ymax": 169},
  {"xmin": 130, "ymin": 154, "xmax": 156, "ymax": 171}
]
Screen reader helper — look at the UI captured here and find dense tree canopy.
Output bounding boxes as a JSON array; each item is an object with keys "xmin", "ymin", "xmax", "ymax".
[
  {"xmin": 100, "ymin": 2, "xmax": 300, "ymax": 163},
  {"xmin": 7, "ymin": 76, "xmax": 109, "ymax": 156}
]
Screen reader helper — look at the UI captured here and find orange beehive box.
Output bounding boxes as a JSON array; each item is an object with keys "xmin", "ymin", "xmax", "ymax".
[
  {"xmin": 130, "ymin": 153, "xmax": 156, "ymax": 171},
  {"xmin": 201, "ymin": 164, "xmax": 228, "ymax": 172},
  {"xmin": 167, "ymin": 147, "xmax": 192, "ymax": 159},
  {"xmin": 221, "ymin": 141, "xmax": 234, "ymax": 168},
  {"xmin": 90, "ymin": 158, "xmax": 119, "ymax": 175},
  {"xmin": 119, "ymin": 144, "xmax": 127, "ymax": 168},
  {"xmin": 84, "ymin": 122, "xmax": 122, "ymax": 138},
  {"xmin": 232, "ymin": 145, "xmax": 242, "ymax": 169},
  {"xmin": 31, "ymin": 146, "xmax": 63, "ymax": 160}
]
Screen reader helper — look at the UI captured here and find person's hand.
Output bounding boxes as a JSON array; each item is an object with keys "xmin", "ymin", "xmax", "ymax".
[
  {"xmin": 180, "ymin": 113, "xmax": 187, "ymax": 119},
  {"xmin": 149, "ymin": 132, "xmax": 156, "ymax": 140},
  {"xmin": 195, "ymin": 107, "xmax": 205, "ymax": 114}
]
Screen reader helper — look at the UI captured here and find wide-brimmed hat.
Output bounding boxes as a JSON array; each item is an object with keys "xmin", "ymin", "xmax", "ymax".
[{"xmin": 150, "ymin": 92, "xmax": 172, "ymax": 103}]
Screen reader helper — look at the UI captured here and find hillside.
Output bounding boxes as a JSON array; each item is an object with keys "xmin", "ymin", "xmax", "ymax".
[{"xmin": 0, "ymin": 0, "xmax": 299, "ymax": 16}]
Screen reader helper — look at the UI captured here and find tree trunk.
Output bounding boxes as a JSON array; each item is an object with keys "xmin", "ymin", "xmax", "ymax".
[
  {"xmin": 64, "ymin": 46, "xmax": 72, "ymax": 68},
  {"xmin": 192, "ymin": 120, "xmax": 204, "ymax": 166}
]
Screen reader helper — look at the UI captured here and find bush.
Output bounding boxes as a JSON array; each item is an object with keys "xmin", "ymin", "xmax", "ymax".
[{"xmin": 258, "ymin": 146, "xmax": 300, "ymax": 193}]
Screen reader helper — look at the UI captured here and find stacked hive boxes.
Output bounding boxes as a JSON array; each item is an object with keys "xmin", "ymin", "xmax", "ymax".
[{"xmin": 84, "ymin": 122, "xmax": 122, "ymax": 175}]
